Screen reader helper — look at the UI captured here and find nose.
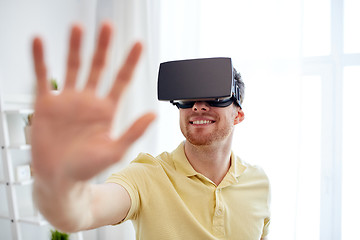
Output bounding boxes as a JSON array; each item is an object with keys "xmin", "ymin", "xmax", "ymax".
[{"xmin": 192, "ymin": 101, "xmax": 210, "ymax": 112}]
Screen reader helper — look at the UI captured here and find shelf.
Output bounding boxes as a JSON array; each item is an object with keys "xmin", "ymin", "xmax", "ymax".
[
  {"xmin": 4, "ymin": 109, "xmax": 33, "ymax": 115},
  {"xmin": 0, "ymin": 93, "xmax": 62, "ymax": 239},
  {"xmin": 0, "ymin": 214, "xmax": 48, "ymax": 227},
  {"xmin": 18, "ymin": 215, "xmax": 48, "ymax": 226},
  {"xmin": 0, "ymin": 209, "xmax": 48, "ymax": 226},
  {"xmin": 0, "ymin": 180, "xmax": 33, "ymax": 186},
  {"xmin": 7, "ymin": 144, "xmax": 31, "ymax": 150},
  {"xmin": 13, "ymin": 179, "xmax": 34, "ymax": 186},
  {"xmin": 0, "ymin": 213, "xmax": 10, "ymax": 220}
]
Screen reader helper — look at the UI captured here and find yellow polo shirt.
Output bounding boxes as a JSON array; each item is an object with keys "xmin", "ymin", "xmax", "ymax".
[{"xmin": 107, "ymin": 143, "xmax": 271, "ymax": 240}]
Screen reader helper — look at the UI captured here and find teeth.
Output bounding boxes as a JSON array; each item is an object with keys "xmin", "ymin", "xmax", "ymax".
[{"xmin": 192, "ymin": 120, "xmax": 212, "ymax": 125}]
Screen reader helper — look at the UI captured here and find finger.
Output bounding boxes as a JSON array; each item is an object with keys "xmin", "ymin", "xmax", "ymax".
[
  {"xmin": 113, "ymin": 112, "xmax": 156, "ymax": 161},
  {"xmin": 64, "ymin": 25, "xmax": 83, "ymax": 90},
  {"xmin": 84, "ymin": 22, "xmax": 112, "ymax": 90},
  {"xmin": 107, "ymin": 42, "xmax": 143, "ymax": 102},
  {"xmin": 32, "ymin": 37, "xmax": 49, "ymax": 96}
]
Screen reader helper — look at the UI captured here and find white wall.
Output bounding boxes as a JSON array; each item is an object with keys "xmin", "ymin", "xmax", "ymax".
[
  {"xmin": 0, "ymin": 0, "xmax": 97, "ymax": 95},
  {"xmin": 0, "ymin": 1, "xmax": 97, "ymax": 239},
  {"xmin": 0, "ymin": 1, "xmax": 160, "ymax": 239}
]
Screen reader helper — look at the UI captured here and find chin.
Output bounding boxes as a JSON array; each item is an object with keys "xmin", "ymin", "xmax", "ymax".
[
  {"xmin": 187, "ymin": 139, "xmax": 213, "ymax": 146},
  {"xmin": 181, "ymin": 124, "xmax": 232, "ymax": 146},
  {"xmin": 185, "ymin": 133, "xmax": 220, "ymax": 146}
]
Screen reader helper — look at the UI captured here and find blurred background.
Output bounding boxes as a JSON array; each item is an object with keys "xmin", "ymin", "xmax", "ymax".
[{"xmin": 0, "ymin": 0, "xmax": 359, "ymax": 239}]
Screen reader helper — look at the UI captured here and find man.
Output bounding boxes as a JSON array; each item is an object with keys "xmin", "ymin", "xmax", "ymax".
[{"xmin": 32, "ymin": 22, "xmax": 270, "ymax": 239}]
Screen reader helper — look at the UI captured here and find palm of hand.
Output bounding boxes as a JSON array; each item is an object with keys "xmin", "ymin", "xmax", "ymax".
[
  {"xmin": 32, "ymin": 91, "xmax": 116, "ymax": 181},
  {"xmin": 31, "ymin": 23, "xmax": 155, "ymax": 184}
]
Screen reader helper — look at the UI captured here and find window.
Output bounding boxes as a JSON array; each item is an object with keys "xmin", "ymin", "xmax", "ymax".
[
  {"xmin": 342, "ymin": 66, "xmax": 360, "ymax": 239},
  {"xmin": 302, "ymin": 0, "xmax": 331, "ymax": 57},
  {"xmin": 296, "ymin": 76, "xmax": 322, "ymax": 239},
  {"xmin": 344, "ymin": 0, "xmax": 360, "ymax": 53}
]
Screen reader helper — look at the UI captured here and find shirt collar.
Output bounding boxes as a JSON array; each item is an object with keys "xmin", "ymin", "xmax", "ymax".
[
  {"xmin": 231, "ymin": 151, "xmax": 247, "ymax": 178},
  {"xmin": 218, "ymin": 151, "xmax": 247, "ymax": 188},
  {"xmin": 171, "ymin": 142, "xmax": 198, "ymax": 177},
  {"xmin": 171, "ymin": 142, "xmax": 247, "ymax": 180}
]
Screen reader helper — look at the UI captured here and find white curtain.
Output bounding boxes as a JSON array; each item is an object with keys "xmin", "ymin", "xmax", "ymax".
[{"xmin": 91, "ymin": 0, "xmax": 161, "ymax": 239}]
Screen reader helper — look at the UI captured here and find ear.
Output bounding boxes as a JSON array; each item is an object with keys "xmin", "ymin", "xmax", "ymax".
[{"xmin": 234, "ymin": 108, "xmax": 245, "ymax": 125}]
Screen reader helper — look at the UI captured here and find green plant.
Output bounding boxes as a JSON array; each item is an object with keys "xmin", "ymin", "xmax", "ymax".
[
  {"xmin": 50, "ymin": 230, "xmax": 69, "ymax": 240},
  {"xmin": 24, "ymin": 113, "xmax": 34, "ymax": 126},
  {"xmin": 50, "ymin": 78, "xmax": 58, "ymax": 90}
]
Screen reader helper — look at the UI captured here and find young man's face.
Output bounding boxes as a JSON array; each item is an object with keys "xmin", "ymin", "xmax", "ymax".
[{"xmin": 179, "ymin": 101, "xmax": 244, "ymax": 146}]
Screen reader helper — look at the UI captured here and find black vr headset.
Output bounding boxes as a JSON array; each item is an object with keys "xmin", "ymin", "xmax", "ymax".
[{"xmin": 157, "ymin": 57, "xmax": 242, "ymax": 109}]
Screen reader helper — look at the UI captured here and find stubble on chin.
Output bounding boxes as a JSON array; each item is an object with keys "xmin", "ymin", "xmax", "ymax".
[
  {"xmin": 182, "ymin": 129, "xmax": 215, "ymax": 146},
  {"xmin": 181, "ymin": 123, "xmax": 234, "ymax": 146}
]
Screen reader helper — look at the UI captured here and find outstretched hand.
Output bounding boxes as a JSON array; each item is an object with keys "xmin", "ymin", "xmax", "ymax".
[{"xmin": 31, "ymin": 22, "xmax": 155, "ymax": 187}]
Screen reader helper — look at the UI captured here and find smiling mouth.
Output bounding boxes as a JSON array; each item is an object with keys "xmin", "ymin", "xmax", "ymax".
[{"xmin": 190, "ymin": 120, "xmax": 215, "ymax": 125}]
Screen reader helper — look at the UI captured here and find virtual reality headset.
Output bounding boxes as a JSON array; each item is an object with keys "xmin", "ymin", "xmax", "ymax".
[{"xmin": 157, "ymin": 57, "xmax": 242, "ymax": 109}]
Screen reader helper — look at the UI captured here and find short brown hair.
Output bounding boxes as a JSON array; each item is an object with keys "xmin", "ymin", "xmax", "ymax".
[{"xmin": 233, "ymin": 67, "xmax": 245, "ymax": 106}]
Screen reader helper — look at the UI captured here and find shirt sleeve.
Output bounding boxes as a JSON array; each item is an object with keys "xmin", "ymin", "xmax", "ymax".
[
  {"xmin": 261, "ymin": 217, "xmax": 270, "ymax": 238},
  {"xmin": 106, "ymin": 171, "xmax": 141, "ymax": 224},
  {"xmin": 105, "ymin": 153, "xmax": 160, "ymax": 224},
  {"xmin": 261, "ymin": 174, "xmax": 271, "ymax": 238}
]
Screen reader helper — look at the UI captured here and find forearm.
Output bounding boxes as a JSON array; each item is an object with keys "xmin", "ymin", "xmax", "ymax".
[
  {"xmin": 33, "ymin": 179, "xmax": 131, "ymax": 233},
  {"xmin": 33, "ymin": 178, "xmax": 93, "ymax": 233}
]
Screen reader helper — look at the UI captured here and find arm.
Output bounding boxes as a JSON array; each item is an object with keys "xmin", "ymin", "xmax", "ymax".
[
  {"xmin": 34, "ymin": 182, "xmax": 131, "ymax": 232},
  {"xmin": 31, "ymin": 22, "xmax": 155, "ymax": 232}
]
